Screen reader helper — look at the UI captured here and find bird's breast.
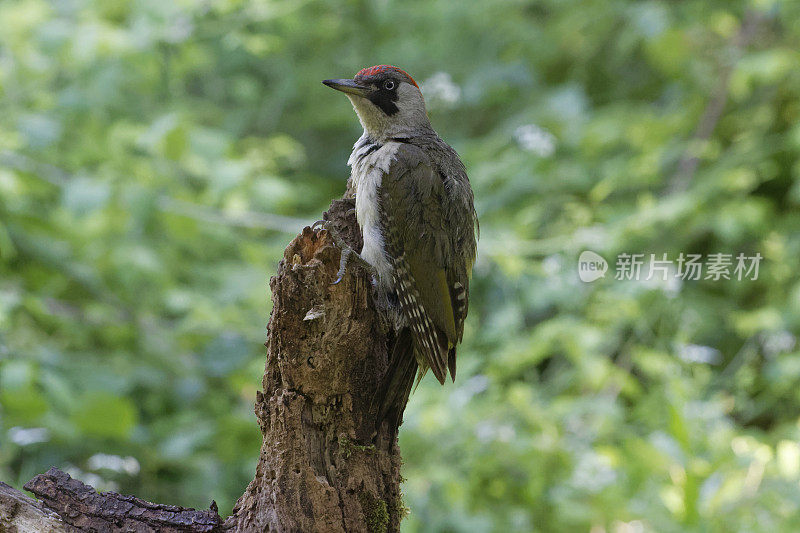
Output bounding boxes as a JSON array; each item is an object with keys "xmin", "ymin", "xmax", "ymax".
[{"xmin": 349, "ymin": 141, "xmax": 401, "ymax": 288}]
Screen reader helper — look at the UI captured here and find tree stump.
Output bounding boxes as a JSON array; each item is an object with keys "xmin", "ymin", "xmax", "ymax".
[{"xmin": 225, "ymin": 198, "xmax": 404, "ymax": 532}]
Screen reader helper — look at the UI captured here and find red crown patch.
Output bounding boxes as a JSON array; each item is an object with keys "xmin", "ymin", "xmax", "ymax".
[{"xmin": 356, "ymin": 65, "xmax": 419, "ymax": 88}]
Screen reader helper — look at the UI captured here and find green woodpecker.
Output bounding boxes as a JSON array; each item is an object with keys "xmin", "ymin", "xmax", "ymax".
[{"xmin": 323, "ymin": 65, "xmax": 478, "ymax": 425}]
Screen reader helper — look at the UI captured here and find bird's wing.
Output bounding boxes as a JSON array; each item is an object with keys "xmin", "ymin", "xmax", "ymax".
[{"xmin": 379, "ymin": 143, "xmax": 459, "ymax": 384}]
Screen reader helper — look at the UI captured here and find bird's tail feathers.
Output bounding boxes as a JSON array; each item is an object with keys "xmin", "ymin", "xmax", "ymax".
[
  {"xmin": 448, "ymin": 346, "xmax": 457, "ymax": 382},
  {"xmin": 374, "ymin": 328, "xmax": 418, "ymax": 430}
]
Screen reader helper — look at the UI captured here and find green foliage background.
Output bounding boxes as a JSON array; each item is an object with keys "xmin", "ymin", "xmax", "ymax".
[{"xmin": 1, "ymin": 0, "xmax": 799, "ymax": 531}]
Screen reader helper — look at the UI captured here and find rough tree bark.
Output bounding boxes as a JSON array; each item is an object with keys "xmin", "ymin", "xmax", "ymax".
[{"xmin": 0, "ymin": 199, "xmax": 406, "ymax": 533}]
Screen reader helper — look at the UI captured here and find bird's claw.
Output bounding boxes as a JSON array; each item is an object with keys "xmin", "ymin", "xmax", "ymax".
[
  {"xmin": 322, "ymin": 221, "xmax": 349, "ymax": 249},
  {"xmin": 324, "ymin": 225, "xmax": 375, "ymax": 286},
  {"xmin": 310, "ymin": 219, "xmax": 326, "ymax": 231},
  {"xmin": 320, "ymin": 220, "xmax": 350, "ymax": 285},
  {"xmin": 332, "ymin": 243, "xmax": 352, "ymax": 285}
]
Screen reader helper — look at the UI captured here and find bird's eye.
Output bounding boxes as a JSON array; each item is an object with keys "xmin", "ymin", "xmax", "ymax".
[{"xmin": 383, "ymin": 80, "xmax": 395, "ymax": 90}]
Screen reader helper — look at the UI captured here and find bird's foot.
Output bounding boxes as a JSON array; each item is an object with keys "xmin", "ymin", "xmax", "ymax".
[
  {"xmin": 310, "ymin": 219, "xmax": 326, "ymax": 231},
  {"xmin": 323, "ymin": 221, "xmax": 375, "ymax": 285}
]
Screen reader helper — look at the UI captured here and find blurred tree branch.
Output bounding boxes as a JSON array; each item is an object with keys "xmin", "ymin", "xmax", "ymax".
[
  {"xmin": 156, "ymin": 197, "xmax": 306, "ymax": 233},
  {"xmin": 0, "ymin": 150, "xmax": 306, "ymax": 233},
  {"xmin": 667, "ymin": 10, "xmax": 764, "ymax": 194}
]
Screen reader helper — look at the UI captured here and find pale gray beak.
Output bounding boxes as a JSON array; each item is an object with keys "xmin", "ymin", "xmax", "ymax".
[{"xmin": 322, "ymin": 78, "xmax": 371, "ymax": 97}]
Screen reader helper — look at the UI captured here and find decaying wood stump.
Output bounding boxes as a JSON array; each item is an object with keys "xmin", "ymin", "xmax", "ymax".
[{"xmin": 225, "ymin": 198, "xmax": 404, "ymax": 532}]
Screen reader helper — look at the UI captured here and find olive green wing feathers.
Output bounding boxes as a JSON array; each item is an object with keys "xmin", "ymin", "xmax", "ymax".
[{"xmin": 379, "ymin": 144, "xmax": 467, "ymax": 384}]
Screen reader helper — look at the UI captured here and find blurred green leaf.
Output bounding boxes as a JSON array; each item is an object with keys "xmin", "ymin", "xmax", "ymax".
[{"xmin": 70, "ymin": 392, "xmax": 138, "ymax": 440}]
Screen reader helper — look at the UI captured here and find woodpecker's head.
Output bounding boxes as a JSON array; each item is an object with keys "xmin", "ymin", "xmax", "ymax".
[{"xmin": 323, "ymin": 65, "xmax": 432, "ymax": 141}]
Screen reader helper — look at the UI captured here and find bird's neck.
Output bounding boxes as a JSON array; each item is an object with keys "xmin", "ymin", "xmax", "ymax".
[
  {"xmin": 358, "ymin": 125, "xmax": 436, "ymax": 146},
  {"xmin": 352, "ymin": 109, "xmax": 435, "ymax": 144}
]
